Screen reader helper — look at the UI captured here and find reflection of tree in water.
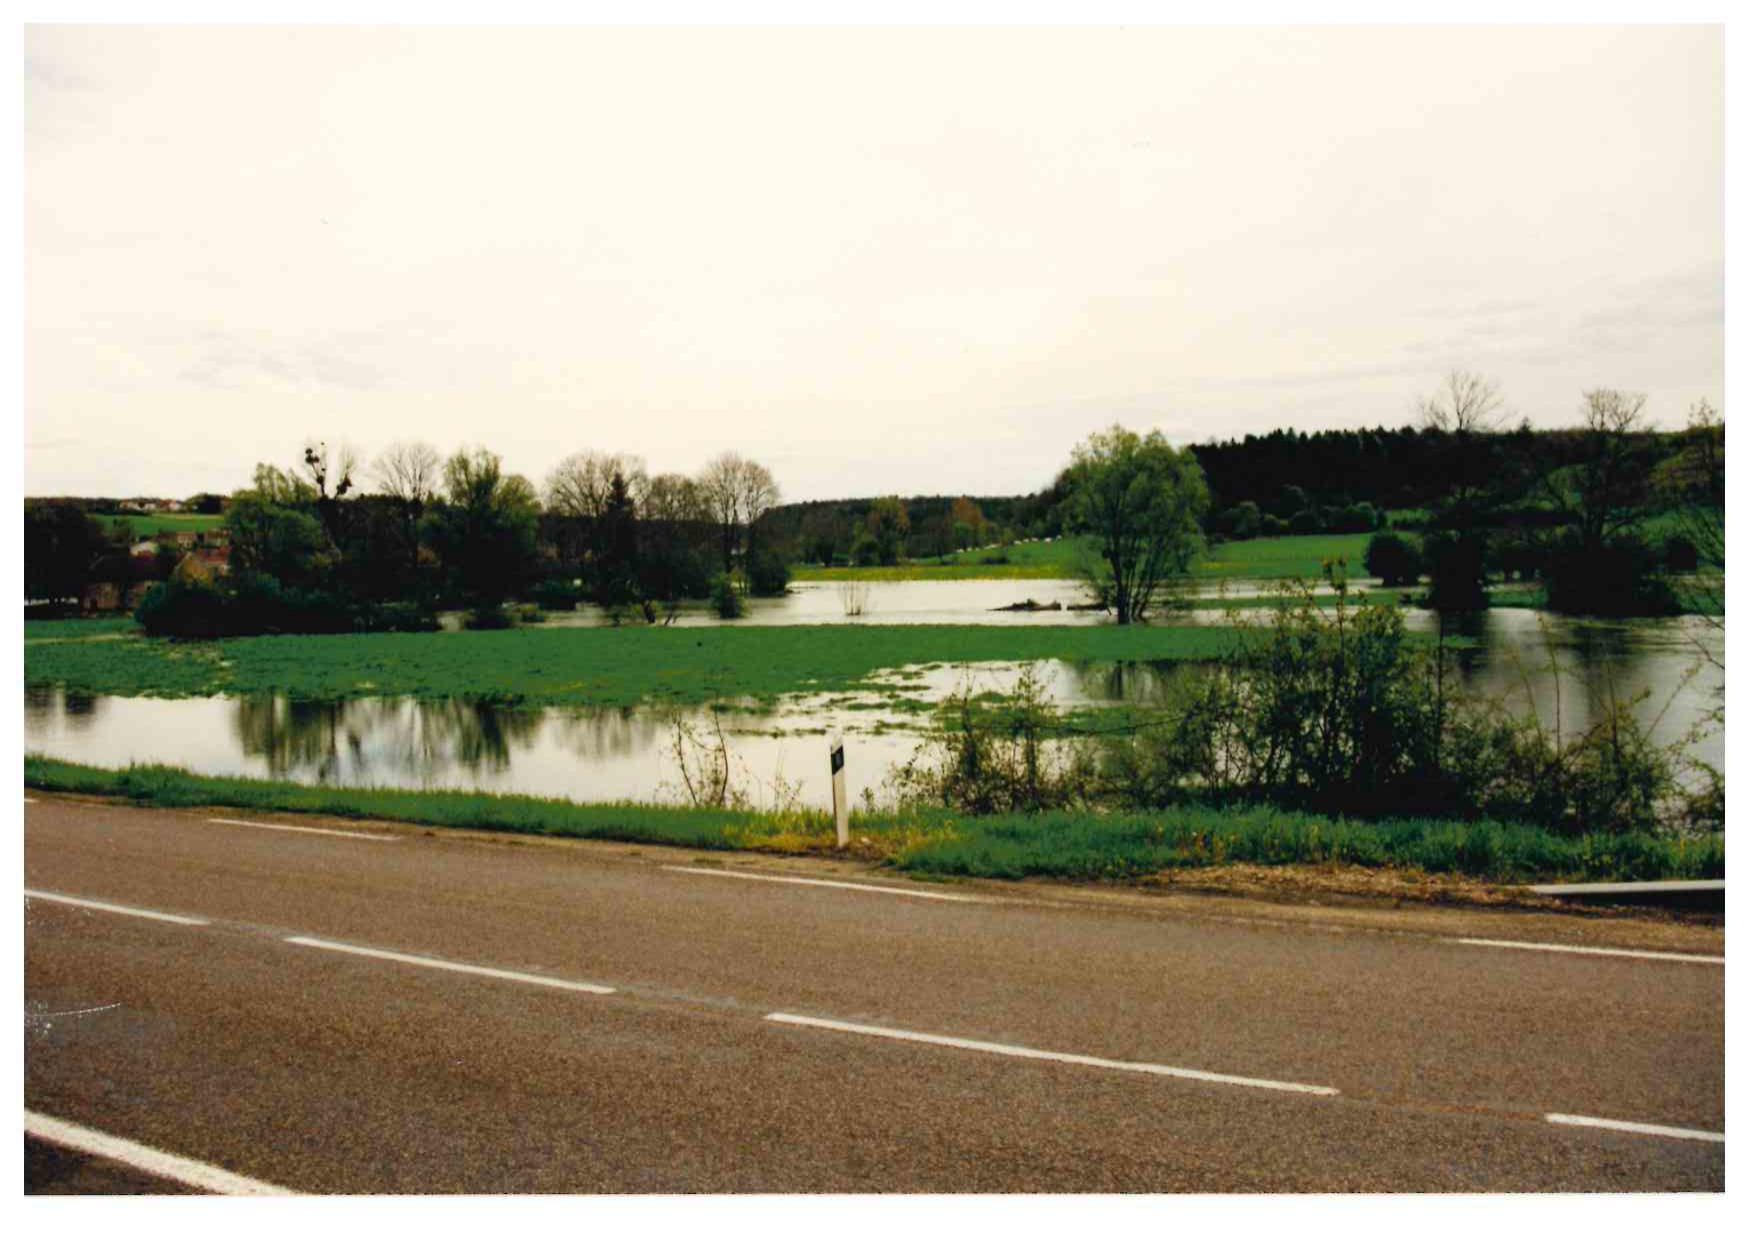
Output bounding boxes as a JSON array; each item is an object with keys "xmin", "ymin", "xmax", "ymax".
[
  {"xmin": 21, "ymin": 684, "xmax": 106, "ymax": 732},
  {"xmin": 1062, "ymin": 660, "xmax": 1183, "ymax": 706},
  {"xmin": 232, "ymin": 695, "xmax": 545, "ymax": 779},
  {"xmin": 1450, "ymin": 612, "xmax": 1666, "ymax": 745},
  {"xmin": 410, "ymin": 699, "xmax": 543, "ymax": 773},
  {"xmin": 61, "ymin": 692, "xmax": 104, "ymax": 732},
  {"xmin": 24, "ymin": 683, "xmax": 59, "ymax": 720},
  {"xmin": 233, "ymin": 695, "xmax": 347, "ymax": 778},
  {"xmin": 546, "ymin": 706, "xmax": 670, "ymax": 761}
]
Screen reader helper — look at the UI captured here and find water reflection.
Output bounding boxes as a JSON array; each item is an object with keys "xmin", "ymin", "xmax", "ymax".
[
  {"xmin": 22, "ymin": 606, "xmax": 1723, "ymax": 806},
  {"xmin": 231, "ymin": 695, "xmax": 553, "ymax": 779}
]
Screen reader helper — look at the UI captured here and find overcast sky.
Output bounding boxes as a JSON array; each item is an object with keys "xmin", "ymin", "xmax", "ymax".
[{"xmin": 23, "ymin": 24, "xmax": 1723, "ymax": 503}]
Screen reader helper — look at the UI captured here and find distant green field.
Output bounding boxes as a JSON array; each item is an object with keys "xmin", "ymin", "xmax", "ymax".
[
  {"xmin": 24, "ymin": 617, "xmax": 140, "ymax": 641},
  {"xmin": 794, "ymin": 532, "xmax": 1373, "ymax": 584},
  {"xmin": 92, "ymin": 512, "xmax": 224, "ymax": 537}
]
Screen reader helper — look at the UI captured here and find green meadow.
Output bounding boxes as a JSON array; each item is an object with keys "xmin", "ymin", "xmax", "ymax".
[{"xmin": 23, "ymin": 621, "xmax": 1244, "ymax": 707}]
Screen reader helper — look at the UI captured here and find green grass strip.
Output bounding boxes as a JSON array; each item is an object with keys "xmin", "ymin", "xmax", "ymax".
[
  {"xmin": 23, "ymin": 755, "xmax": 831, "ymax": 853},
  {"xmin": 24, "ymin": 757, "xmax": 1721, "ymax": 886},
  {"xmin": 893, "ymin": 806, "xmax": 1725, "ymax": 885}
]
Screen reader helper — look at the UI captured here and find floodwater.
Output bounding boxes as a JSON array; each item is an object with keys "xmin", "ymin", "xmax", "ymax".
[
  {"xmin": 470, "ymin": 574, "xmax": 1371, "ymax": 630},
  {"xmin": 25, "ymin": 581, "xmax": 1723, "ymax": 810}
]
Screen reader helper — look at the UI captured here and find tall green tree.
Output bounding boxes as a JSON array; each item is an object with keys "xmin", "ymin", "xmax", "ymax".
[
  {"xmin": 425, "ymin": 447, "xmax": 541, "ymax": 609},
  {"xmin": 24, "ymin": 502, "xmax": 107, "ymax": 604},
  {"xmin": 1062, "ymin": 425, "xmax": 1209, "ymax": 624}
]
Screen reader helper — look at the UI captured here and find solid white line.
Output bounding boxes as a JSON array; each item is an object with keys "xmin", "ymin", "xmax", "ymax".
[
  {"xmin": 764, "ymin": 1012, "xmax": 1340, "ymax": 1097},
  {"xmin": 25, "ymin": 1110, "xmax": 296, "ymax": 1195},
  {"xmin": 284, "ymin": 936, "xmax": 616, "ymax": 995},
  {"xmin": 209, "ymin": 816, "xmax": 398, "ymax": 842},
  {"xmin": 1456, "ymin": 937, "xmax": 1723, "ymax": 965},
  {"xmin": 1546, "ymin": 1113, "xmax": 1724, "ymax": 1144},
  {"xmin": 24, "ymin": 889, "xmax": 209, "ymax": 927},
  {"xmin": 663, "ymin": 865, "xmax": 989, "ymax": 903}
]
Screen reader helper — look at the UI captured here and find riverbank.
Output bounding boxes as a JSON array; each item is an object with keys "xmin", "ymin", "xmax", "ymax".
[{"xmin": 24, "ymin": 756, "xmax": 1723, "ymax": 888}]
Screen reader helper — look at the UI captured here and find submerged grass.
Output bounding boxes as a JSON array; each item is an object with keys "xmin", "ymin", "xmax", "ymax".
[
  {"xmin": 24, "ymin": 623, "xmax": 1243, "ymax": 707},
  {"xmin": 25, "ymin": 756, "xmax": 1721, "ymax": 886}
]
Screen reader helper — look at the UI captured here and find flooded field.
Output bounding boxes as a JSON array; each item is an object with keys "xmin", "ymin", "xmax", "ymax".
[
  {"xmin": 23, "ymin": 582, "xmax": 1723, "ymax": 810},
  {"xmin": 481, "ymin": 574, "xmax": 1374, "ymax": 630}
]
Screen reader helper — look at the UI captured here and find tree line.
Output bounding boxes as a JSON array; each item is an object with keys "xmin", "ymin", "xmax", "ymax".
[{"xmin": 27, "ymin": 442, "xmax": 786, "ymax": 635}]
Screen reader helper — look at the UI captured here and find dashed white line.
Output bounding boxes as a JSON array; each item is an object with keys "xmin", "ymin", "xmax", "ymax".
[
  {"xmin": 24, "ymin": 889, "xmax": 210, "ymax": 927},
  {"xmin": 663, "ymin": 865, "xmax": 989, "ymax": 903},
  {"xmin": 283, "ymin": 936, "xmax": 617, "ymax": 995},
  {"xmin": 25, "ymin": 1110, "xmax": 296, "ymax": 1195},
  {"xmin": 209, "ymin": 816, "xmax": 398, "ymax": 842},
  {"xmin": 1546, "ymin": 1113, "xmax": 1723, "ymax": 1144},
  {"xmin": 765, "ymin": 1012, "xmax": 1340, "ymax": 1097},
  {"xmin": 1456, "ymin": 937, "xmax": 1723, "ymax": 965}
]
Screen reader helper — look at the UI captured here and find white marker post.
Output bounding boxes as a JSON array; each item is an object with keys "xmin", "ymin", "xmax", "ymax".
[{"xmin": 829, "ymin": 734, "xmax": 848, "ymax": 848}]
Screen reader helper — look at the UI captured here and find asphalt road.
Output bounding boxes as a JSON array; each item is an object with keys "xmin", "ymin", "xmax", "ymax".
[{"xmin": 23, "ymin": 794, "xmax": 1725, "ymax": 1193}]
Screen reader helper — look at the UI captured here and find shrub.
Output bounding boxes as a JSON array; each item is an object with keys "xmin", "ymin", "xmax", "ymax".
[
  {"xmin": 1422, "ymin": 530, "xmax": 1488, "ymax": 610},
  {"xmin": 1259, "ymin": 514, "xmax": 1288, "ymax": 537},
  {"xmin": 135, "ymin": 577, "xmax": 230, "ymax": 638},
  {"xmin": 746, "ymin": 548, "xmax": 790, "ymax": 597},
  {"xmin": 850, "ymin": 533, "xmax": 882, "ymax": 567},
  {"xmin": 1287, "ymin": 509, "xmax": 1321, "ymax": 535},
  {"xmin": 1660, "ymin": 534, "xmax": 1700, "ymax": 573},
  {"xmin": 465, "ymin": 604, "xmax": 514, "ymax": 630},
  {"xmin": 1364, "ymin": 532, "xmax": 1422, "ymax": 586},
  {"xmin": 1083, "ymin": 576, "xmax": 1706, "ymax": 836},
  {"xmin": 709, "ymin": 574, "xmax": 745, "ymax": 619},
  {"xmin": 1334, "ymin": 502, "xmax": 1380, "ymax": 534},
  {"xmin": 1543, "ymin": 532, "xmax": 1677, "ymax": 617},
  {"xmin": 890, "ymin": 667, "xmax": 1091, "ymax": 814},
  {"xmin": 530, "ymin": 578, "xmax": 584, "ymax": 611}
]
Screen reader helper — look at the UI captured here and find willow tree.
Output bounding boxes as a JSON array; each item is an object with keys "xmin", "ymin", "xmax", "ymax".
[{"xmin": 1063, "ymin": 424, "xmax": 1209, "ymax": 624}]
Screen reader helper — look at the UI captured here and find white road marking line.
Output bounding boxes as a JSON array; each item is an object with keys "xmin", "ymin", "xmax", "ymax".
[
  {"xmin": 1546, "ymin": 1113, "xmax": 1724, "ymax": 1144},
  {"xmin": 765, "ymin": 1012, "xmax": 1340, "ymax": 1097},
  {"xmin": 209, "ymin": 816, "xmax": 398, "ymax": 842},
  {"xmin": 1456, "ymin": 937, "xmax": 1723, "ymax": 965},
  {"xmin": 24, "ymin": 889, "xmax": 210, "ymax": 927},
  {"xmin": 284, "ymin": 936, "xmax": 616, "ymax": 995},
  {"xmin": 663, "ymin": 865, "xmax": 989, "ymax": 903},
  {"xmin": 25, "ymin": 1110, "xmax": 296, "ymax": 1195}
]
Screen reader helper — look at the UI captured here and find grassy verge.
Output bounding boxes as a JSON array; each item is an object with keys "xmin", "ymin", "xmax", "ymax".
[
  {"xmin": 24, "ymin": 757, "xmax": 1721, "ymax": 886},
  {"xmin": 896, "ymin": 806, "xmax": 1724, "ymax": 884},
  {"xmin": 24, "ymin": 623, "xmax": 1244, "ymax": 707}
]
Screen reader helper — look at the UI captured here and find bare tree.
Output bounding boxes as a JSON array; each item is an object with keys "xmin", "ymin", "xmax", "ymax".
[
  {"xmin": 696, "ymin": 451, "xmax": 781, "ymax": 573},
  {"xmin": 1563, "ymin": 388, "xmax": 1651, "ymax": 555},
  {"xmin": 371, "ymin": 441, "xmax": 442, "ymax": 506},
  {"xmin": 545, "ymin": 451, "xmax": 649, "ymax": 519},
  {"xmin": 299, "ymin": 440, "xmax": 359, "ymax": 500},
  {"xmin": 643, "ymin": 472, "xmax": 706, "ymax": 524},
  {"xmin": 1418, "ymin": 369, "xmax": 1509, "ymax": 433}
]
